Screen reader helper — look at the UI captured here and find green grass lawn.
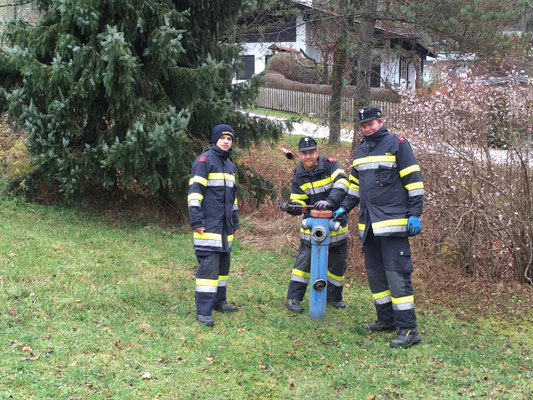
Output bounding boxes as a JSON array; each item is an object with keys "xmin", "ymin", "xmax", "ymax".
[{"xmin": 0, "ymin": 197, "xmax": 532, "ymax": 399}]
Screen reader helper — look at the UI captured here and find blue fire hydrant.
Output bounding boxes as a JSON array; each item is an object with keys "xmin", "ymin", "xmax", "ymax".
[{"xmin": 301, "ymin": 210, "xmax": 341, "ymax": 320}]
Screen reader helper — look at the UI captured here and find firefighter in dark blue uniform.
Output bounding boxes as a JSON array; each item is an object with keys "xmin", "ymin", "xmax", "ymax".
[
  {"xmin": 334, "ymin": 107, "xmax": 424, "ymax": 348},
  {"xmin": 188, "ymin": 124, "xmax": 239, "ymax": 326},
  {"xmin": 279, "ymin": 137, "xmax": 350, "ymax": 313}
]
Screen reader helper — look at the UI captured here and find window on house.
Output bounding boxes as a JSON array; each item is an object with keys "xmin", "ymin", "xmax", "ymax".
[
  {"xmin": 371, "ymin": 65, "xmax": 381, "ymax": 88},
  {"xmin": 238, "ymin": 55, "xmax": 255, "ymax": 80},
  {"xmin": 399, "ymin": 56, "xmax": 408, "ymax": 82}
]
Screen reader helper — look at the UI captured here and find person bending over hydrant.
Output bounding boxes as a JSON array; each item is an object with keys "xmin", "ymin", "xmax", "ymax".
[{"xmin": 279, "ymin": 136, "xmax": 350, "ymax": 313}]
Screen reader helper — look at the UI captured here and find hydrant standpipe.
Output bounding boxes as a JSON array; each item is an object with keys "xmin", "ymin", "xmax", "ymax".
[{"xmin": 301, "ymin": 210, "xmax": 341, "ymax": 320}]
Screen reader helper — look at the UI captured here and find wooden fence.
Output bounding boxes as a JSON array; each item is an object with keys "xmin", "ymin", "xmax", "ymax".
[{"xmin": 257, "ymin": 87, "xmax": 403, "ymax": 122}]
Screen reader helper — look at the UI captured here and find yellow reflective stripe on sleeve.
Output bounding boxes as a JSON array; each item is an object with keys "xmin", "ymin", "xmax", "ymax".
[
  {"xmin": 353, "ymin": 155, "xmax": 396, "ymax": 166},
  {"xmin": 188, "ymin": 192, "xmax": 204, "ymax": 201},
  {"xmin": 234, "ymin": 198, "xmax": 238, "ymax": 204},
  {"xmin": 372, "ymin": 219, "xmax": 408, "ymax": 229},
  {"xmin": 292, "ymin": 269, "xmax": 311, "ymax": 278},
  {"xmin": 290, "ymin": 193, "xmax": 308, "ymax": 200},
  {"xmin": 218, "ymin": 275, "xmax": 229, "ymax": 281},
  {"xmin": 196, "ymin": 278, "xmax": 218, "ymax": 287},
  {"xmin": 335, "ymin": 178, "xmax": 349, "ymax": 188},
  {"xmin": 189, "ymin": 176, "xmax": 208, "ymax": 186},
  {"xmin": 405, "ymin": 182, "xmax": 424, "ymax": 191},
  {"xmin": 331, "ymin": 168, "xmax": 345, "ymax": 180},
  {"xmin": 193, "ymin": 232, "xmax": 222, "ymax": 240},
  {"xmin": 292, "ymin": 199, "xmax": 306, "ymax": 206},
  {"xmin": 392, "ymin": 295, "xmax": 415, "ymax": 304},
  {"xmin": 300, "ymin": 176, "xmax": 333, "ymax": 191},
  {"xmin": 399, "ymin": 164, "xmax": 421, "ymax": 178},
  {"xmin": 349, "ymin": 174, "xmax": 359, "ymax": 184},
  {"xmin": 372, "ymin": 290, "xmax": 391, "ymax": 300},
  {"xmin": 358, "ymin": 223, "xmax": 366, "ymax": 231},
  {"xmin": 228, "ymin": 235, "xmax": 234, "ymax": 242},
  {"xmin": 349, "ymin": 182, "xmax": 359, "ymax": 191}
]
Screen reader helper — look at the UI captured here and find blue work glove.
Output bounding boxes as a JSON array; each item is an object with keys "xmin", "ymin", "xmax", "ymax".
[
  {"xmin": 332, "ymin": 207, "xmax": 347, "ymax": 221},
  {"xmin": 407, "ymin": 216, "xmax": 421, "ymax": 236},
  {"xmin": 314, "ymin": 200, "xmax": 332, "ymax": 210}
]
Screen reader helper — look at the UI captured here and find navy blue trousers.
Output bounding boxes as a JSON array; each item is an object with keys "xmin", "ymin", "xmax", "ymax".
[
  {"xmin": 195, "ymin": 251, "xmax": 231, "ymax": 316},
  {"xmin": 363, "ymin": 229, "xmax": 418, "ymax": 328}
]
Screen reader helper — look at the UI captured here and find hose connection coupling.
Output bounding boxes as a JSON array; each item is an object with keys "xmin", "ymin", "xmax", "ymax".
[
  {"xmin": 312, "ymin": 279, "xmax": 326, "ymax": 291},
  {"xmin": 311, "ymin": 225, "xmax": 327, "ymax": 242}
]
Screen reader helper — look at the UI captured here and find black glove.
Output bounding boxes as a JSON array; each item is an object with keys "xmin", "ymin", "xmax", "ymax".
[
  {"xmin": 314, "ymin": 200, "xmax": 332, "ymax": 210},
  {"xmin": 336, "ymin": 213, "xmax": 348, "ymax": 226},
  {"xmin": 279, "ymin": 202, "xmax": 303, "ymax": 216}
]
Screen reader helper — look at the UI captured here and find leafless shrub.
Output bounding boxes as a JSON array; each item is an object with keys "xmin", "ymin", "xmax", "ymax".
[{"xmin": 398, "ymin": 66, "xmax": 532, "ymax": 284}]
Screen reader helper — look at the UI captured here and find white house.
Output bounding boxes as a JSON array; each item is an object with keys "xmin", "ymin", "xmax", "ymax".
[{"xmin": 237, "ymin": 0, "xmax": 436, "ymax": 91}]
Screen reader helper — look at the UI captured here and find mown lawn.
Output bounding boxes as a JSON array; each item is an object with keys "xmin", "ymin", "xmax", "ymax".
[{"xmin": 0, "ymin": 197, "xmax": 531, "ymax": 399}]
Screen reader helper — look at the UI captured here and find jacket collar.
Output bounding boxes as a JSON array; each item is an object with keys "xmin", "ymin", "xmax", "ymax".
[
  {"xmin": 211, "ymin": 144, "xmax": 232, "ymax": 159},
  {"xmin": 363, "ymin": 124, "xmax": 389, "ymax": 148}
]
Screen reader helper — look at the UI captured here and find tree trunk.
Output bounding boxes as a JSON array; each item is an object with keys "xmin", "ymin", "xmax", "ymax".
[
  {"xmin": 352, "ymin": 0, "xmax": 378, "ymax": 150},
  {"xmin": 328, "ymin": 40, "xmax": 347, "ymax": 145},
  {"xmin": 327, "ymin": 0, "xmax": 349, "ymax": 145}
]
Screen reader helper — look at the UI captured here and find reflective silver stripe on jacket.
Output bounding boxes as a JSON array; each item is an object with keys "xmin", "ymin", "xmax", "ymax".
[
  {"xmin": 188, "ymin": 200, "xmax": 201, "ymax": 208},
  {"xmin": 355, "ymin": 161, "xmax": 396, "ymax": 171},
  {"xmin": 408, "ymin": 189, "xmax": 425, "ymax": 197},
  {"xmin": 303, "ymin": 182, "xmax": 333, "ymax": 195},
  {"xmin": 194, "ymin": 239, "xmax": 223, "ymax": 248},
  {"xmin": 333, "ymin": 181, "xmax": 349, "ymax": 191},
  {"xmin": 347, "ymin": 189, "xmax": 359, "ymax": 198},
  {"xmin": 372, "ymin": 225, "xmax": 408, "ymax": 235}
]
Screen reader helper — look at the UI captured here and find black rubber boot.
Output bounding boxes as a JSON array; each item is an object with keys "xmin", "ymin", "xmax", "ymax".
[
  {"xmin": 327, "ymin": 300, "xmax": 347, "ymax": 309},
  {"xmin": 196, "ymin": 314, "xmax": 214, "ymax": 327},
  {"xmin": 286, "ymin": 298, "xmax": 303, "ymax": 313},
  {"xmin": 389, "ymin": 327, "xmax": 421, "ymax": 348},
  {"xmin": 363, "ymin": 320, "xmax": 396, "ymax": 332},
  {"xmin": 214, "ymin": 302, "xmax": 238, "ymax": 312}
]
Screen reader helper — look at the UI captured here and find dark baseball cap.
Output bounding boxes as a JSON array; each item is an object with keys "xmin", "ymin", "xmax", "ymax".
[
  {"xmin": 298, "ymin": 136, "xmax": 318, "ymax": 151},
  {"xmin": 358, "ymin": 106, "xmax": 382, "ymax": 123}
]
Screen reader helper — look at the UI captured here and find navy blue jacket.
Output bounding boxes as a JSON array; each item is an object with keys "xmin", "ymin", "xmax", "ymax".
[
  {"xmin": 341, "ymin": 125, "xmax": 424, "ymax": 242},
  {"xmin": 188, "ymin": 145, "xmax": 239, "ymax": 252},
  {"xmin": 289, "ymin": 155, "xmax": 349, "ymax": 246}
]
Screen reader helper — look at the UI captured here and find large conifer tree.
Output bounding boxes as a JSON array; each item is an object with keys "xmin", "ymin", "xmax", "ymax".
[{"xmin": 0, "ymin": 0, "xmax": 281, "ymax": 197}]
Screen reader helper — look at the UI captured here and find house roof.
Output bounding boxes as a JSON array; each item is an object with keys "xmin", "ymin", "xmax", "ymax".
[
  {"xmin": 289, "ymin": 0, "xmax": 437, "ymax": 58},
  {"xmin": 268, "ymin": 44, "xmax": 300, "ymax": 53}
]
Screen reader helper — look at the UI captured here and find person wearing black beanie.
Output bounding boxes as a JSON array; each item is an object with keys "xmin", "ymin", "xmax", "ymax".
[{"xmin": 187, "ymin": 124, "xmax": 239, "ymax": 326}]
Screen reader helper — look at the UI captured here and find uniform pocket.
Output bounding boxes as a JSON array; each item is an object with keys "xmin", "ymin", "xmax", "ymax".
[
  {"xmin": 377, "ymin": 165, "xmax": 396, "ymax": 186},
  {"xmin": 395, "ymin": 247, "xmax": 413, "ymax": 273}
]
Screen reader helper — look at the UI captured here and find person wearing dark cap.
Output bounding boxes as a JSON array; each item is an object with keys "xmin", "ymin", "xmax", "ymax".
[
  {"xmin": 188, "ymin": 124, "xmax": 239, "ymax": 326},
  {"xmin": 333, "ymin": 106, "xmax": 424, "ymax": 348},
  {"xmin": 279, "ymin": 136, "xmax": 350, "ymax": 313}
]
